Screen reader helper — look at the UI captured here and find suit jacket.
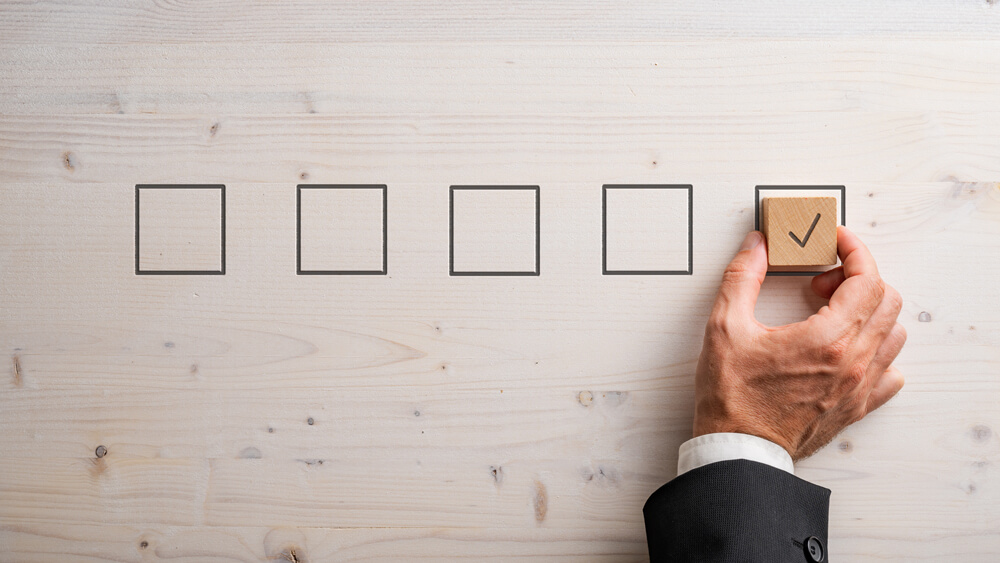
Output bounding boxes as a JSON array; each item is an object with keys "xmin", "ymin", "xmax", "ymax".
[{"xmin": 643, "ymin": 459, "xmax": 830, "ymax": 562}]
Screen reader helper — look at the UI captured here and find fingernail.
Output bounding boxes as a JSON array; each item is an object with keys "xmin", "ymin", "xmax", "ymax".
[{"xmin": 740, "ymin": 231, "xmax": 762, "ymax": 251}]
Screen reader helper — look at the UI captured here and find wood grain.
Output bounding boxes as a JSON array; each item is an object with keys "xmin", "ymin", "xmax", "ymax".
[
  {"xmin": 1, "ymin": 1, "xmax": 999, "ymax": 45},
  {"xmin": 2, "ymin": 42, "xmax": 1000, "ymax": 115},
  {"xmin": 1, "ymin": 1, "xmax": 999, "ymax": 560},
  {"xmin": 2, "ymin": 113, "xmax": 1000, "ymax": 185},
  {"xmin": 0, "ymin": 523, "xmax": 647, "ymax": 562}
]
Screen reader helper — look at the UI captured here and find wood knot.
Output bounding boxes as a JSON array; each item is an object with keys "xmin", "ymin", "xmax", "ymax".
[
  {"xmin": 577, "ymin": 391, "xmax": 593, "ymax": 407},
  {"xmin": 11, "ymin": 354, "xmax": 23, "ymax": 387},
  {"xmin": 306, "ymin": 417, "xmax": 314, "ymax": 426},
  {"xmin": 532, "ymin": 480, "xmax": 548, "ymax": 523},
  {"xmin": 62, "ymin": 151, "xmax": 77, "ymax": 171},
  {"xmin": 95, "ymin": 445, "xmax": 108, "ymax": 458},
  {"xmin": 490, "ymin": 465, "xmax": 504, "ymax": 486},
  {"xmin": 582, "ymin": 465, "xmax": 621, "ymax": 487},
  {"xmin": 971, "ymin": 425, "xmax": 992, "ymax": 443},
  {"xmin": 263, "ymin": 528, "xmax": 308, "ymax": 562},
  {"xmin": 918, "ymin": 311, "xmax": 932, "ymax": 322}
]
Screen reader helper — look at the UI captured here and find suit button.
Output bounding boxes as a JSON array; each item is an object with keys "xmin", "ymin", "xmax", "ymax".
[{"xmin": 804, "ymin": 536, "xmax": 824, "ymax": 562}]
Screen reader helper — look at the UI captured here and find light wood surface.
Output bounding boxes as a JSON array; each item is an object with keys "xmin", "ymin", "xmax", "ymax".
[{"xmin": 1, "ymin": 2, "xmax": 999, "ymax": 561}]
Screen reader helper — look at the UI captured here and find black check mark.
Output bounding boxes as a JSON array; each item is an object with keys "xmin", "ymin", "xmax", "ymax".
[{"xmin": 788, "ymin": 213, "xmax": 821, "ymax": 248}]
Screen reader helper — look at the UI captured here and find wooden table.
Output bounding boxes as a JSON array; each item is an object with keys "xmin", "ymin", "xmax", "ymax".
[{"xmin": 2, "ymin": 2, "xmax": 999, "ymax": 560}]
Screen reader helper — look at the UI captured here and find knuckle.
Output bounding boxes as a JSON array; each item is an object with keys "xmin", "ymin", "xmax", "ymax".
[
  {"xmin": 724, "ymin": 255, "xmax": 753, "ymax": 276},
  {"xmin": 871, "ymin": 275, "xmax": 887, "ymax": 300},
  {"xmin": 894, "ymin": 323, "xmax": 908, "ymax": 345},
  {"xmin": 819, "ymin": 337, "xmax": 850, "ymax": 366},
  {"xmin": 886, "ymin": 287, "xmax": 903, "ymax": 316},
  {"xmin": 855, "ymin": 274, "xmax": 886, "ymax": 309},
  {"xmin": 705, "ymin": 312, "xmax": 729, "ymax": 335},
  {"xmin": 850, "ymin": 403, "xmax": 868, "ymax": 423},
  {"xmin": 864, "ymin": 274, "xmax": 886, "ymax": 303},
  {"xmin": 720, "ymin": 264, "xmax": 752, "ymax": 287},
  {"xmin": 844, "ymin": 362, "xmax": 868, "ymax": 389},
  {"xmin": 815, "ymin": 395, "xmax": 838, "ymax": 415},
  {"xmin": 704, "ymin": 316, "xmax": 736, "ymax": 348}
]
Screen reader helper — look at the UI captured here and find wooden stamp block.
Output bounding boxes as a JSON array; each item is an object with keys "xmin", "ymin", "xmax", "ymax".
[{"xmin": 761, "ymin": 197, "xmax": 837, "ymax": 266}]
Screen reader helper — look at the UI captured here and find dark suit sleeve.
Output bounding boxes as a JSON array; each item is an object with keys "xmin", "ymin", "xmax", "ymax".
[{"xmin": 643, "ymin": 459, "xmax": 830, "ymax": 562}]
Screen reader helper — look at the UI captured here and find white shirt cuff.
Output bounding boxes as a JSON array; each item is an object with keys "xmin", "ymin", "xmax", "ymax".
[{"xmin": 677, "ymin": 432, "xmax": 795, "ymax": 476}]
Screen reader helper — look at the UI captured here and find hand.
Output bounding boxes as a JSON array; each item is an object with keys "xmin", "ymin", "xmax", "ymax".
[{"xmin": 693, "ymin": 226, "xmax": 906, "ymax": 461}]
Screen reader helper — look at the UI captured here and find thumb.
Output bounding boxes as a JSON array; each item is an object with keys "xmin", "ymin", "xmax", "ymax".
[{"xmin": 712, "ymin": 231, "xmax": 768, "ymax": 322}]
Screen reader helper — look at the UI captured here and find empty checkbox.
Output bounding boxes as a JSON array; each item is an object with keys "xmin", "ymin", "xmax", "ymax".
[
  {"xmin": 297, "ymin": 185, "xmax": 387, "ymax": 275},
  {"xmin": 603, "ymin": 185, "xmax": 692, "ymax": 275},
  {"xmin": 450, "ymin": 186, "xmax": 540, "ymax": 276},
  {"xmin": 135, "ymin": 185, "xmax": 225, "ymax": 275}
]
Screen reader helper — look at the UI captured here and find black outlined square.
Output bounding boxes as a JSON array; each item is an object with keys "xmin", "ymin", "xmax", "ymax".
[
  {"xmin": 449, "ymin": 186, "xmax": 540, "ymax": 276},
  {"xmin": 602, "ymin": 184, "xmax": 693, "ymax": 275},
  {"xmin": 297, "ymin": 185, "xmax": 387, "ymax": 275},
  {"xmin": 135, "ymin": 184, "xmax": 225, "ymax": 275},
  {"xmin": 755, "ymin": 185, "xmax": 846, "ymax": 276}
]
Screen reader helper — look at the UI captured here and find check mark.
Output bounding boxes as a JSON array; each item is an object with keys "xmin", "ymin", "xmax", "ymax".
[{"xmin": 788, "ymin": 213, "xmax": 821, "ymax": 248}]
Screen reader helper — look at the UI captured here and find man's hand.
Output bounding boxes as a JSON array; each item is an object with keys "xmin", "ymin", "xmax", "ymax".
[{"xmin": 693, "ymin": 226, "xmax": 906, "ymax": 461}]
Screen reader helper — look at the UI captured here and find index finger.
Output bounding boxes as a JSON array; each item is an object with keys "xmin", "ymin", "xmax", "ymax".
[
  {"xmin": 827, "ymin": 226, "xmax": 885, "ymax": 323},
  {"xmin": 837, "ymin": 225, "xmax": 879, "ymax": 279}
]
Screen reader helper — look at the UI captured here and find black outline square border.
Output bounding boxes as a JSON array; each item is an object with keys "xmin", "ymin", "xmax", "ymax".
[
  {"xmin": 602, "ymin": 184, "xmax": 693, "ymax": 275},
  {"xmin": 449, "ymin": 185, "xmax": 541, "ymax": 276},
  {"xmin": 296, "ymin": 184, "xmax": 388, "ymax": 275},
  {"xmin": 135, "ymin": 184, "xmax": 226, "ymax": 275},
  {"xmin": 754, "ymin": 185, "xmax": 846, "ymax": 277}
]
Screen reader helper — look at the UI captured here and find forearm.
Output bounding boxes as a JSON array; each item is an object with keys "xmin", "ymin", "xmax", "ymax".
[{"xmin": 644, "ymin": 457, "xmax": 829, "ymax": 562}]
